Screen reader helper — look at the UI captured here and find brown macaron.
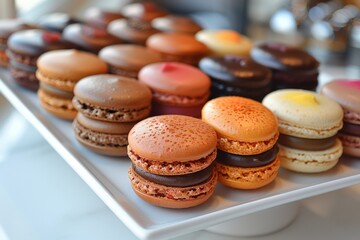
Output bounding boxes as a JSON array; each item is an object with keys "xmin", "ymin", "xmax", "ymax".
[
  {"xmin": 128, "ymin": 115, "xmax": 218, "ymax": 208},
  {"xmin": 151, "ymin": 15, "xmax": 202, "ymax": 34},
  {"xmin": 73, "ymin": 74, "xmax": 152, "ymax": 156}
]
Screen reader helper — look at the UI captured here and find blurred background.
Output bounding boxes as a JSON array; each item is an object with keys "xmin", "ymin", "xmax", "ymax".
[{"xmin": 1, "ymin": 0, "xmax": 359, "ymax": 67}]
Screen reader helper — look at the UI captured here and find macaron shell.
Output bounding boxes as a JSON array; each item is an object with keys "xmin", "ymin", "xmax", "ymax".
[
  {"xmin": 320, "ymin": 80, "xmax": 360, "ymax": 114},
  {"xmin": 195, "ymin": 30, "xmax": 252, "ymax": 56},
  {"xmin": 338, "ymin": 133, "xmax": 360, "ymax": 157},
  {"xmin": 128, "ymin": 115, "xmax": 217, "ymax": 162},
  {"xmin": 128, "ymin": 166, "xmax": 217, "ymax": 208},
  {"xmin": 37, "ymin": 49, "xmax": 108, "ymax": 83},
  {"xmin": 279, "ymin": 139, "xmax": 343, "ymax": 173},
  {"xmin": 262, "ymin": 89, "xmax": 343, "ymax": 139},
  {"xmin": 139, "ymin": 62, "xmax": 210, "ymax": 97},
  {"xmin": 38, "ymin": 88, "xmax": 76, "ymax": 120},
  {"xmin": 216, "ymin": 158, "xmax": 280, "ymax": 189},
  {"xmin": 151, "ymin": 15, "xmax": 202, "ymax": 34}
]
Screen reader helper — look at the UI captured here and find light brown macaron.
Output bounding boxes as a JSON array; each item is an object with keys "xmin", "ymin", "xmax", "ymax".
[
  {"xmin": 36, "ymin": 49, "xmax": 108, "ymax": 120},
  {"xmin": 128, "ymin": 115, "xmax": 218, "ymax": 208},
  {"xmin": 73, "ymin": 74, "xmax": 152, "ymax": 122}
]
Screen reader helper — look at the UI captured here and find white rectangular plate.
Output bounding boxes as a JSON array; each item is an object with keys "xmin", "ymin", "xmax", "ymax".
[{"xmin": 2, "ymin": 69, "xmax": 360, "ymax": 240}]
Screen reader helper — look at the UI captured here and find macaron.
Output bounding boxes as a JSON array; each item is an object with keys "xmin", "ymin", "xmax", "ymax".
[
  {"xmin": 7, "ymin": 29, "xmax": 74, "ymax": 91},
  {"xmin": 199, "ymin": 55, "xmax": 272, "ymax": 101},
  {"xmin": 321, "ymin": 80, "xmax": 360, "ymax": 157},
  {"xmin": 251, "ymin": 43, "xmax": 319, "ymax": 91},
  {"xmin": 107, "ymin": 18, "xmax": 159, "ymax": 45},
  {"xmin": 63, "ymin": 23, "xmax": 122, "ymax": 53},
  {"xmin": 146, "ymin": 32, "xmax": 209, "ymax": 66},
  {"xmin": 202, "ymin": 96, "xmax": 280, "ymax": 189},
  {"xmin": 127, "ymin": 115, "xmax": 218, "ymax": 208},
  {"xmin": 195, "ymin": 29, "xmax": 252, "ymax": 56},
  {"xmin": 121, "ymin": 2, "xmax": 167, "ymax": 22},
  {"xmin": 36, "ymin": 49, "xmax": 108, "ymax": 120},
  {"xmin": 99, "ymin": 44, "xmax": 162, "ymax": 78},
  {"xmin": 139, "ymin": 62, "xmax": 210, "ymax": 118},
  {"xmin": 263, "ymin": 89, "xmax": 343, "ymax": 173},
  {"xmin": 0, "ymin": 19, "xmax": 31, "ymax": 67},
  {"xmin": 83, "ymin": 8, "xmax": 124, "ymax": 29},
  {"xmin": 38, "ymin": 12, "xmax": 80, "ymax": 32},
  {"xmin": 151, "ymin": 15, "xmax": 202, "ymax": 34},
  {"xmin": 73, "ymin": 74, "xmax": 152, "ymax": 156}
]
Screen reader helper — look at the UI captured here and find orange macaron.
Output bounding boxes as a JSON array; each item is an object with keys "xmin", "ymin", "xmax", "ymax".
[
  {"xmin": 128, "ymin": 115, "xmax": 218, "ymax": 208},
  {"xmin": 202, "ymin": 96, "xmax": 280, "ymax": 189}
]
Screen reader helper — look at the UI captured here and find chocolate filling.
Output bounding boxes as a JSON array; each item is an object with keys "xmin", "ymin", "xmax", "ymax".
[
  {"xmin": 278, "ymin": 134, "xmax": 337, "ymax": 151},
  {"xmin": 132, "ymin": 163, "xmax": 214, "ymax": 187},
  {"xmin": 340, "ymin": 122, "xmax": 360, "ymax": 137},
  {"xmin": 216, "ymin": 145, "xmax": 278, "ymax": 168}
]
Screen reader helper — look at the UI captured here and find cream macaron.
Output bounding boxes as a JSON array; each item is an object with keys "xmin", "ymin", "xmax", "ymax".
[{"xmin": 262, "ymin": 89, "xmax": 343, "ymax": 173}]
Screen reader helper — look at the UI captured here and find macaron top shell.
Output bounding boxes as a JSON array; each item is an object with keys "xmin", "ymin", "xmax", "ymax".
[
  {"xmin": 320, "ymin": 80, "xmax": 360, "ymax": 114},
  {"xmin": 146, "ymin": 33, "xmax": 208, "ymax": 55},
  {"xmin": 0, "ymin": 19, "xmax": 30, "ymax": 38},
  {"xmin": 128, "ymin": 115, "xmax": 217, "ymax": 162},
  {"xmin": 151, "ymin": 15, "xmax": 202, "ymax": 34},
  {"xmin": 74, "ymin": 74, "xmax": 152, "ymax": 109},
  {"xmin": 199, "ymin": 55, "xmax": 271, "ymax": 88},
  {"xmin": 7, "ymin": 29, "xmax": 73, "ymax": 56},
  {"xmin": 83, "ymin": 8, "xmax": 124, "ymax": 28},
  {"xmin": 99, "ymin": 44, "xmax": 161, "ymax": 71},
  {"xmin": 121, "ymin": 2, "xmax": 167, "ymax": 21},
  {"xmin": 202, "ymin": 96, "xmax": 278, "ymax": 142},
  {"xmin": 139, "ymin": 62, "xmax": 210, "ymax": 97},
  {"xmin": 195, "ymin": 30, "xmax": 252, "ymax": 56},
  {"xmin": 262, "ymin": 89, "xmax": 343, "ymax": 138},
  {"xmin": 251, "ymin": 42, "xmax": 319, "ymax": 71},
  {"xmin": 37, "ymin": 49, "xmax": 108, "ymax": 81},
  {"xmin": 38, "ymin": 13, "xmax": 79, "ymax": 32}
]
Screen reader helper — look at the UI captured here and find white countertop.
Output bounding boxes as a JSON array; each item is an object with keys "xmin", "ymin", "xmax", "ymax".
[{"xmin": 1, "ymin": 92, "xmax": 360, "ymax": 240}]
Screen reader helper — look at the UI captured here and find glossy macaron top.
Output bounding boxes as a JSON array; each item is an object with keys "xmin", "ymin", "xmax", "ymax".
[
  {"xmin": 151, "ymin": 15, "xmax": 202, "ymax": 34},
  {"xmin": 128, "ymin": 115, "xmax": 217, "ymax": 162},
  {"xmin": 38, "ymin": 13, "xmax": 79, "ymax": 32},
  {"xmin": 262, "ymin": 89, "xmax": 343, "ymax": 138},
  {"xmin": 320, "ymin": 80, "xmax": 360, "ymax": 114},
  {"xmin": 138, "ymin": 62, "xmax": 210, "ymax": 97},
  {"xmin": 83, "ymin": 8, "xmax": 124, "ymax": 29},
  {"xmin": 251, "ymin": 42, "xmax": 319, "ymax": 71},
  {"xmin": 195, "ymin": 29, "xmax": 252, "ymax": 56},
  {"xmin": 7, "ymin": 29, "xmax": 73, "ymax": 56},
  {"xmin": 199, "ymin": 55, "xmax": 271, "ymax": 88},
  {"xmin": 37, "ymin": 49, "xmax": 108, "ymax": 81},
  {"xmin": 146, "ymin": 32, "xmax": 208, "ymax": 55},
  {"xmin": 0, "ymin": 19, "xmax": 31, "ymax": 38},
  {"xmin": 121, "ymin": 2, "xmax": 167, "ymax": 21},
  {"xmin": 202, "ymin": 96, "xmax": 278, "ymax": 143},
  {"xmin": 99, "ymin": 44, "xmax": 161, "ymax": 71},
  {"xmin": 74, "ymin": 74, "xmax": 152, "ymax": 109}
]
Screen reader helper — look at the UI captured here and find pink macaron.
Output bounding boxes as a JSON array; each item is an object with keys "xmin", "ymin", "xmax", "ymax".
[{"xmin": 138, "ymin": 62, "xmax": 211, "ymax": 118}]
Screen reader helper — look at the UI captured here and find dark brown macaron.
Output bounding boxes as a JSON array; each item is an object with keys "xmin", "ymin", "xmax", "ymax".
[
  {"xmin": 107, "ymin": 18, "xmax": 159, "ymax": 45},
  {"xmin": 251, "ymin": 42, "xmax": 319, "ymax": 91},
  {"xmin": 83, "ymin": 8, "xmax": 124, "ymax": 29},
  {"xmin": 73, "ymin": 112, "xmax": 136, "ymax": 156},
  {"xmin": 38, "ymin": 13, "xmax": 80, "ymax": 33},
  {"xmin": 63, "ymin": 23, "xmax": 122, "ymax": 53},
  {"xmin": 151, "ymin": 15, "xmax": 202, "ymax": 34},
  {"xmin": 199, "ymin": 55, "xmax": 272, "ymax": 101},
  {"xmin": 121, "ymin": 2, "xmax": 167, "ymax": 22},
  {"xmin": 6, "ymin": 29, "xmax": 75, "ymax": 91},
  {"xmin": 98, "ymin": 44, "xmax": 162, "ymax": 78}
]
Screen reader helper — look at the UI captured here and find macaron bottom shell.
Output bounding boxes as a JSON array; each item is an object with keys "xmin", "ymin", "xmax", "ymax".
[
  {"xmin": 279, "ymin": 139, "xmax": 343, "ymax": 173},
  {"xmin": 128, "ymin": 166, "xmax": 218, "ymax": 208},
  {"xmin": 216, "ymin": 158, "xmax": 280, "ymax": 190}
]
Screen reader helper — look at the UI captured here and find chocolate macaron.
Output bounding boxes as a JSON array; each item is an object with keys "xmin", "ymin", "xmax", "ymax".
[
  {"xmin": 251, "ymin": 42, "xmax": 319, "ymax": 91},
  {"xmin": 146, "ymin": 32, "xmax": 209, "ymax": 66},
  {"xmin": 7, "ymin": 29, "xmax": 74, "ymax": 91},
  {"xmin": 202, "ymin": 96, "xmax": 280, "ymax": 189},
  {"xmin": 199, "ymin": 55, "xmax": 272, "ymax": 101},
  {"xmin": 321, "ymin": 80, "xmax": 360, "ymax": 157},
  {"xmin": 128, "ymin": 115, "xmax": 218, "ymax": 208},
  {"xmin": 99, "ymin": 44, "xmax": 162, "ymax": 78},
  {"xmin": 139, "ymin": 62, "xmax": 210, "ymax": 118},
  {"xmin": 73, "ymin": 74, "xmax": 152, "ymax": 156},
  {"xmin": 151, "ymin": 15, "xmax": 202, "ymax": 34},
  {"xmin": 36, "ymin": 49, "xmax": 108, "ymax": 120}
]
